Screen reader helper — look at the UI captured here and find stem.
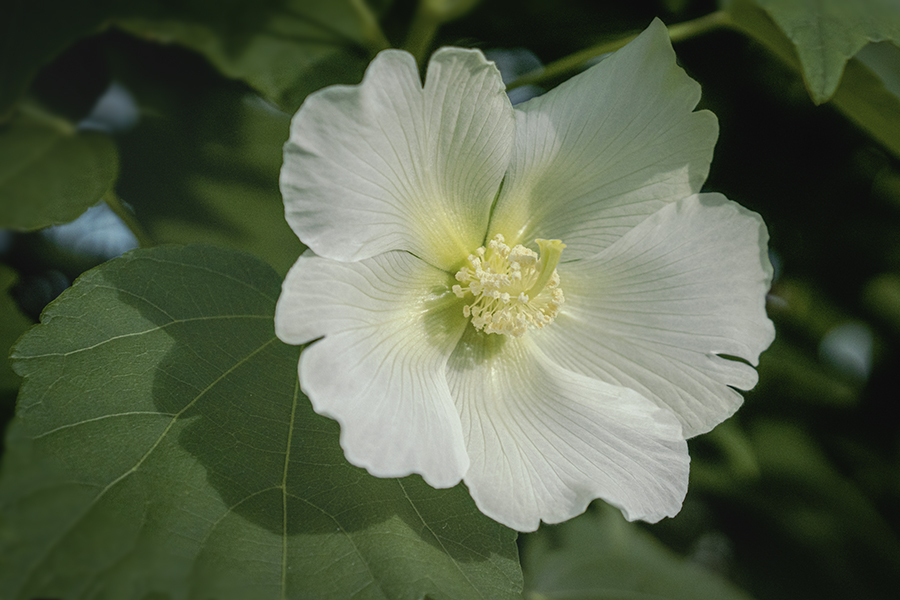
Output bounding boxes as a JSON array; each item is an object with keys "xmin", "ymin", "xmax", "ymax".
[
  {"xmin": 402, "ymin": 1, "xmax": 443, "ymax": 65},
  {"xmin": 104, "ymin": 190, "xmax": 155, "ymax": 248},
  {"xmin": 349, "ymin": 0, "xmax": 391, "ymax": 55},
  {"xmin": 508, "ymin": 10, "xmax": 730, "ymax": 91}
]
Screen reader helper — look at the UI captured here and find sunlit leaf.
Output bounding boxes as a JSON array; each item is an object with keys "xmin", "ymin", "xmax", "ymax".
[
  {"xmin": 0, "ymin": 107, "xmax": 118, "ymax": 231},
  {"xmin": 0, "ymin": 244, "xmax": 522, "ymax": 600},
  {"xmin": 742, "ymin": 0, "xmax": 900, "ymax": 104},
  {"xmin": 522, "ymin": 505, "xmax": 755, "ymax": 600},
  {"xmin": 0, "ymin": 266, "xmax": 32, "ymax": 393}
]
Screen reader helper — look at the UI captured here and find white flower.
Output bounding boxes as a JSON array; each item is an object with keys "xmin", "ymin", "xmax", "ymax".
[{"xmin": 275, "ymin": 19, "xmax": 775, "ymax": 532}]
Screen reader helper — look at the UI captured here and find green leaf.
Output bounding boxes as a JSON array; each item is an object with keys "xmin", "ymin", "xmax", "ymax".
[
  {"xmin": 0, "ymin": 0, "xmax": 114, "ymax": 121},
  {"xmin": 117, "ymin": 89, "xmax": 304, "ymax": 274},
  {"xmin": 0, "ymin": 245, "xmax": 522, "ymax": 599},
  {"xmin": 748, "ymin": 0, "xmax": 900, "ymax": 104},
  {"xmin": 522, "ymin": 505, "xmax": 755, "ymax": 600},
  {"xmin": 0, "ymin": 266, "xmax": 32, "ymax": 393},
  {"xmin": 727, "ymin": 0, "xmax": 900, "ymax": 160},
  {"xmin": 0, "ymin": 107, "xmax": 118, "ymax": 231},
  {"xmin": 115, "ymin": 0, "xmax": 393, "ymax": 112},
  {"xmin": 734, "ymin": 421, "xmax": 900, "ymax": 598},
  {"xmin": 1, "ymin": 0, "xmax": 391, "ymax": 119},
  {"xmin": 835, "ymin": 42, "xmax": 900, "ymax": 161},
  {"xmin": 865, "ymin": 273, "xmax": 900, "ymax": 334}
]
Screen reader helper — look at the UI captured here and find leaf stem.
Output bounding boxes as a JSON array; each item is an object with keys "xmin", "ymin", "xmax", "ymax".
[
  {"xmin": 507, "ymin": 10, "xmax": 730, "ymax": 91},
  {"xmin": 349, "ymin": 0, "xmax": 391, "ymax": 55},
  {"xmin": 103, "ymin": 189, "xmax": 155, "ymax": 248}
]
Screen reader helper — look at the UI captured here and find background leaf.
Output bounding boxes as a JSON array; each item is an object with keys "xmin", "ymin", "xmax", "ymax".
[
  {"xmin": 0, "ymin": 265, "xmax": 31, "ymax": 394},
  {"xmin": 726, "ymin": 0, "xmax": 900, "ymax": 160},
  {"xmin": 116, "ymin": 84, "xmax": 304, "ymax": 274},
  {"xmin": 0, "ymin": 244, "xmax": 522, "ymax": 600},
  {"xmin": 0, "ymin": 107, "xmax": 118, "ymax": 231},
  {"xmin": 748, "ymin": 0, "xmax": 900, "ymax": 104},
  {"xmin": 116, "ymin": 0, "xmax": 393, "ymax": 113},
  {"xmin": 0, "ymin": 0, "xmax": 392, "ymax": 120},
  {"xmin": 0, "ymin": 0, "xmax": 113, "ymax": 121},
  {"xmin": 522, "ymin": 504, "xmax": 755, "ymax": 600}
]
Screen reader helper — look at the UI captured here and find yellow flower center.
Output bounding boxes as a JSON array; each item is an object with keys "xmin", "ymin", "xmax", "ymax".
[{"xmin": 452, "ymin": 234, "xmax": 566, "ymax": 337}]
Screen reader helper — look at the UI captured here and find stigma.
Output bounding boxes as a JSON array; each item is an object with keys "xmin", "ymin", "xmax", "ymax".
[{"xmin": 452, "ymin": 234, "xmax": 566, "ymax": 337}]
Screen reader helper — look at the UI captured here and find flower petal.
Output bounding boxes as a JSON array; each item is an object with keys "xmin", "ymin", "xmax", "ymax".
[
  {"xmin": 537, "ymin": 194, "xmax": 775, "ymax": 438},
  {"xmin": 488, "ymin": 18, "xmax": 718, "ymax": 260},
  {"xmin": 275, "ymin": 251, "xmax": 470, "ymax": 487},
  {"xmin": 281, "ymin": 48, "xmax": 514, "ymax": 271},
  {"xmin": 448, "ymin": 329, "xmax": 689, "ymax": 532}
]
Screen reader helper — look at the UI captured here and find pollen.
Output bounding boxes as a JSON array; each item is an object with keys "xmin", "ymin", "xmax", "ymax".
[{"xmin": 452, "ymin": 234, "xmax": 566, "ymax": 337}]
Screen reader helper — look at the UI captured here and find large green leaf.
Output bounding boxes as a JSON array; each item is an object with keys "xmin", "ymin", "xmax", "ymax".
[
  {"xmin": 0, "ymin": 265, "xmax": 32, "ymax": 394},
  {"xmin": 522, "ymin": 505, "xmax": 755, "ymax": 600},
  {"xmin": 0, "ymin": 245, "xmax": 522, "ymax": 599},
  {"xmin": 0, "ymin": 107, "xmax": 118, "ymax": 231},
  {"xmin": 116, "ymin": 0, "xmax": 392, "ymax": 112},
  {"xmin": 749, "ymin": 0, "xmax": 900, "ymax": 104},
  {"xmin": 1, "ymin": 0, "xmax": 390, "ymax": 120}
]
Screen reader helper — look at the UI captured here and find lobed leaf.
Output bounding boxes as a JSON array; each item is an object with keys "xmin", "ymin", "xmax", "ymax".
[{"xmin": 0, "ymin": 244, "xmax": 522, "ymax": 600}]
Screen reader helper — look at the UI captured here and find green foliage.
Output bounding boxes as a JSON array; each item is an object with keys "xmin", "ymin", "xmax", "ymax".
[
  {"xmin": 0, "ymin": 266, "xmax": 32, "ymax": 393},
  {"xmin": 727, "ymin": 0, "xmax": 900, "ymax": 160},
  {"xmin": 116, "ymin": 87, "xmax": 304, "ymax": 274},
  {"xmin": 750, "ymin": 0, "xmax": 900, "ymax": 104},
  {"xmin": 689, "ymin": 420, "xmax": 900, "ymax": 600},
  {"xmin": 523, "ymin": 505, "xmax": 755, "ymax": 600},
  {"xmin": 0, "ymin": 0, "xmax": 392, "ymax": 120},
  {"xmin": 0, "ymin": 0, "xmax": 115, "ymax": 121},
  {"xmin": 0, "ymin": 107, "xmax": 117, "ymax": 231},
  {"xmin": 115, "ymin": 0, "xmax": 394, "ymax": 112},
  {"xmin": 0, "ymin": 245, "xmax": 522, "ymax": 600},
  {"xmin": 2, "ymin": 1, "xmax": 900, "ymax": 598}
]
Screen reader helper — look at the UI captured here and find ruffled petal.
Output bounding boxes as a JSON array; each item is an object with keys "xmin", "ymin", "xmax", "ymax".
[
  {"xmin": 488, "ymin": 18, "xmax": 718, "ymax": 260},
  {"xmin": 447, "ymin": 329, "xmax": 689, "ymax": 532},
  {"xmin": 537, "ymin": 194, "xmax": 775, "ymax": 438},
  {"xmin": 281, "ymin": 48, "xmax": 514, "ymax": 271},
  {"xmin": 275, "ymin": 251, "xmax": 470, "ymax": 487}
]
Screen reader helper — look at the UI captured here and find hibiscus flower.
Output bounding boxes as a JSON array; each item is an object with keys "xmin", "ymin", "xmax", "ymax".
[{"xmin": 275, "ymin": 19, "xmax": 775, "ymax": 532}]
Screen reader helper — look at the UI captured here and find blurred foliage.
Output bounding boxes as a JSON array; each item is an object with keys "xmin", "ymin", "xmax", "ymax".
[
  {"xmin": 0, "ymin": 265, "xmax": 30, "ymax": 394},
  {"xmin": 0, "ymin": 0, "xmax": 395, "ymax": 120},
  {"xmin": 523, "ymin": 504, "xmax": 755, "ymax": 600},
  {"xmin": 0, "ymin": 106, "xmax": 117, "ymax": 231},
  {"xmin": 1, "ymin": 0, "xmax": 899, "ymax": 599}
]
